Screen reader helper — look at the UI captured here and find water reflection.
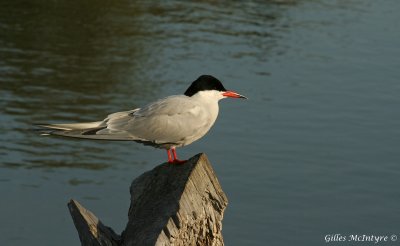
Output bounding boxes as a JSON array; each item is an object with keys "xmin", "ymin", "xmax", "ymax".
[
  {"xmin": 0, "ymin": 1, "xmax": 293, "ymax": 245},
  {"xmin": 0, "ymin": 0, "xmax": 290, "ymax": 170},
  {"xmin": 2, "ymin": 1, "xmax": 400, "ymax": 246},
  {"xmin": 68, "ymin": 178, "xmax": 104, "ymax": 186}
]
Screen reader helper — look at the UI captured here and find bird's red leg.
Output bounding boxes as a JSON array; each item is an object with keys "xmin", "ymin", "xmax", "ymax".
[
  {"xmin": 167, "ymin": 149, "xmax": 174, "ymax": 164},
  {"xmin": 171, "ymin": 148, "xmax": 187, "ymax": 164}
]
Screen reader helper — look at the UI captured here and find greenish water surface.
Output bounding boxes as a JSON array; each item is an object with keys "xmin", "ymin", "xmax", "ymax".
[{"xmin": 1, "ymin": 1, "xmax": 399, "ymax": 245}]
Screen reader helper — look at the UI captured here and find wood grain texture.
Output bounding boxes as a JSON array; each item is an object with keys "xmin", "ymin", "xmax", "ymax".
[
  {"xmin": 68, "ymin": 199, "xmax": 121, "ymax": 246},
  {"xmin": 68, "ymin": 153, "xmax": 228, "ymax": 246},
  {"xmin": 122, "ymin": 153, "xmax": 228, "ymax": 246}
]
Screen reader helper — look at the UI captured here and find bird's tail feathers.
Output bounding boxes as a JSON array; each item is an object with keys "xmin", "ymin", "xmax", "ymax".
[
  {"xmin": 35, "ymin": 121, "xmax": 104, "ymax": 131},
  {"xmin": 34, "ymin": 122, "xmax": 134, "ymax": 141}
]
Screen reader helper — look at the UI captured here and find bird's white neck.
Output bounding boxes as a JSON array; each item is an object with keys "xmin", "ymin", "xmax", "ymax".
[
  {"xmin": 190, "ymin": 90, "xmax": 222, "ymax": 128},
  {"xmin": 191, "ymin": 90, "xmax": 225, "ymax": 102}
]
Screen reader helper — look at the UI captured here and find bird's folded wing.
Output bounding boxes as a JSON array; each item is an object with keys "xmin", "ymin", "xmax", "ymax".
[
  {"xmin": 36, "ymin": 96, "xmax": 210, "ymax": 144},
  {"xmin": 102, "ymin": 96, "xmax": 209, "ymax": 144}
]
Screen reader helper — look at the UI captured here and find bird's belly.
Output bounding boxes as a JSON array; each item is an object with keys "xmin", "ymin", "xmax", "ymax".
[{"xmin": 179, "ymin": 115, "xmax": 216, "ymax": 147}]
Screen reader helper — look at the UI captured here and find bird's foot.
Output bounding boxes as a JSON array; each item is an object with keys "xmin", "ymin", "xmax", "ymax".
[
  {"xmin": 168, "ymin": 159, "xmax": 187, "ymax": 165},
  {"xmin": 167, "ymin": 148, "xmax": 187, "ymax": 164}
]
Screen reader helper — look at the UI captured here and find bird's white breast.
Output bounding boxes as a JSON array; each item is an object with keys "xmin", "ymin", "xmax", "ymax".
[{"xmin": 181, "ymin": 90, "xmax": 222, "ymax": 145}]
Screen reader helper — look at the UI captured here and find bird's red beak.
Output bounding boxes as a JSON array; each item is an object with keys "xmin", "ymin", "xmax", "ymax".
[{"xmin": 222, "ymin": 90, "xmax": 247, "ymax": 99}]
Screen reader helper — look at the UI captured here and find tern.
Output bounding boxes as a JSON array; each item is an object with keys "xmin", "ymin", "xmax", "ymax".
[{"xmin": 38, "ymin": 75, "xmax": 247, "ymax": 164}]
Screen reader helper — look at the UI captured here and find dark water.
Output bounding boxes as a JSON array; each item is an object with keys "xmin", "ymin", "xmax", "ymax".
[{"xmin": 1, "ymin": 0, "xmax": 400, "ymax": 245}]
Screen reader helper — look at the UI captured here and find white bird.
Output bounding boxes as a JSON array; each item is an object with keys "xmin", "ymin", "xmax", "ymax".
[{"xmin": 38, "ymin": 75, "xmax": 247, "ymax": 164}]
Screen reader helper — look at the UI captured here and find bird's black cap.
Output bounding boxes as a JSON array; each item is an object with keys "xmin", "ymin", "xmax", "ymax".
[{"xmin": 184, "ymin": 75, "xmax": 227, "ymax": 97}]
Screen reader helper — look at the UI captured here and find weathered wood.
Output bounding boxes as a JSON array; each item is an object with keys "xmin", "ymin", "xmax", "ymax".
[
  {"xmin": 68, "ymin": 153, "xmax": 228, "ymax": 246},
  {"xmin": 122, "ymin": 153, "xmax": 228, "ymax": 246},
  {"xmin": 68, "ymin": 200, "xmax": 121, "ymax": 246}
]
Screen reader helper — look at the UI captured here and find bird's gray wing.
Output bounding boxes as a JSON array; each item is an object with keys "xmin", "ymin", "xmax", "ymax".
[
  {"xmin": 37, "ymin": 96, "xmax": 211, "ymax": 145},
  {"xmin": 101, "ymin": 96, "xmax": 210, "ymax": 145},
  {"xmin": 37, "ymin": 109, "xmax": 139, "ymax": 140}
]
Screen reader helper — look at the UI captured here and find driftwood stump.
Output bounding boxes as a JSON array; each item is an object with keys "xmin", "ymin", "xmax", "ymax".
[{"xmin": 68, "ymin": 153, "xmax": 228, "ymax": 246}]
